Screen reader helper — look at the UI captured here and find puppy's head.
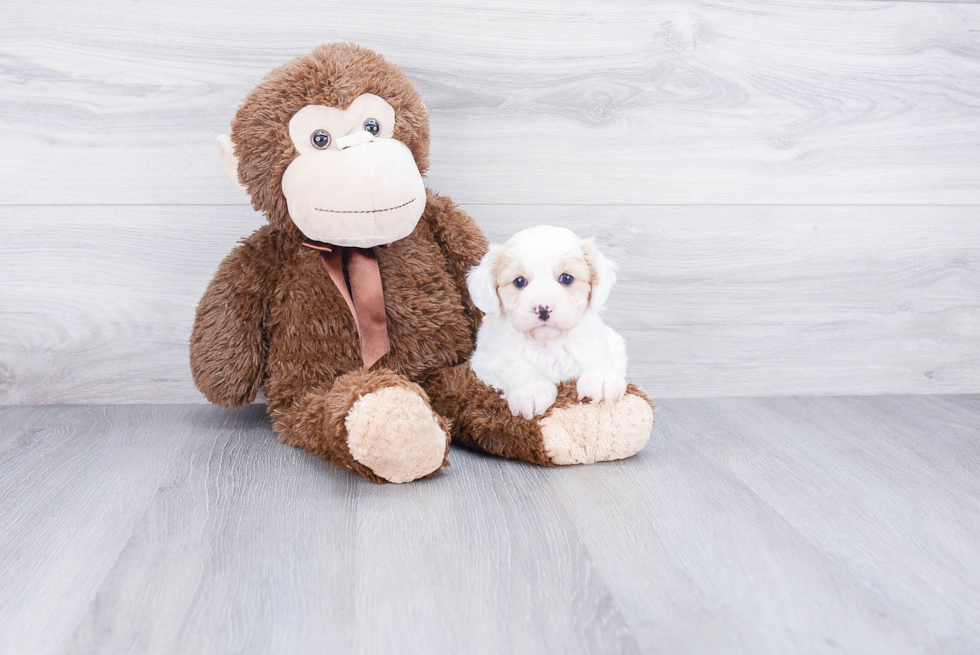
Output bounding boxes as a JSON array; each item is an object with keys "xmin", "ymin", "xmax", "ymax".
[{"xmin": 467, "ymin": 225, "xmax": 617, "ymax": 341}]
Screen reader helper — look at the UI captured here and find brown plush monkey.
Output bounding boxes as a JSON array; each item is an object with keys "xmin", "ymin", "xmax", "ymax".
[{"xmin": 190, "ymin": 43, "xmax": 654, "ymax": 483}]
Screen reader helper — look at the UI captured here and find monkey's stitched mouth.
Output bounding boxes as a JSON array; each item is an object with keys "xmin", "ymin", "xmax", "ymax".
[{"xmin": 314, "ymin": 197, "xmax": 416, "ymax": 214}]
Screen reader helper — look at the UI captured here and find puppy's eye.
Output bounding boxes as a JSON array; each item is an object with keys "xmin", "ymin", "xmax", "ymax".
[
  {"xmin": 514, "ymin": 277, "xmax": 528, "ymax": 289},
  {"xmin": 559, "ymin": 273, "xmax": 574, "ymax": 286},
  {"xmin": 362, "ymin": 118, "xmax": 381, "ymax": 136},
  {"xmin": 311, "ymin": 129, "xmax": 331, "ymax": 149}
]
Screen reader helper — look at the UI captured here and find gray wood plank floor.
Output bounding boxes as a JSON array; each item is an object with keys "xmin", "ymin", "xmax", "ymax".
[{"xmin": 1, "ymin": 396, "xmax": 978, "ymax": 654}]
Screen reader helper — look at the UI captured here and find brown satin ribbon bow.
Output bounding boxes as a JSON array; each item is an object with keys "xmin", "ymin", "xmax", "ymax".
[{"xmin": 302, "ymin": 239, "xmax": 390, "ymax": 368}]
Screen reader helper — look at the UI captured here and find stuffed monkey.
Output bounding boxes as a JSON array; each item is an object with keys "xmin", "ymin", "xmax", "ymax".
[{"xmin": 190, "ymin": 43, "xmax": 654, "ymax": 483}]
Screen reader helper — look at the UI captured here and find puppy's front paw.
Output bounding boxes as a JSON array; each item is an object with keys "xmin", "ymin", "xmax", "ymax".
[
  {"xmin": 505, "ymin": 382, "xmax": 558, "ymax": 419},
  {"xmin": 577, "ymin": 371, "xmax": 628, "ymax": 405}
]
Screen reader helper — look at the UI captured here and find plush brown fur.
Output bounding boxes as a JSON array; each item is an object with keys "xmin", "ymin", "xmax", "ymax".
[{"xmin": 190, "ymin": 43, "xmax": 653, "ymax": 482}]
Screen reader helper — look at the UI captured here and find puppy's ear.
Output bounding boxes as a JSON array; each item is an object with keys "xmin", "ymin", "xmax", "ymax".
[
  {"xmin": 581, "ymin": 238, "xmax": 617, "ymax": 313},
  {"xmin": 467, "ymin": 245, "xmax": 503, "ymax": 316}
]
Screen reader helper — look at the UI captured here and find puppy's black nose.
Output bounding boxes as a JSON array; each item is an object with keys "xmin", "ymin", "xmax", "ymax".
[{"xmin": 536, "ymin": 305, "xmax": 551, "ymax": 321}]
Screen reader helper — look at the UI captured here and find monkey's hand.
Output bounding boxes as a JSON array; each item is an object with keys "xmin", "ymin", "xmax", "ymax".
[{"xmin": 189, "ymin": 236, "xmax": 272, "ymax": 407}]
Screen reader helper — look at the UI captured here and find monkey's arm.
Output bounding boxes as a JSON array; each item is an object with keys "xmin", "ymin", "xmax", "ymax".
[
  {"xmin": 189, "ymin": 228, "xmax": 277, "ymax": 407},
  {"xmin": 422, "ymin": 190, "xmax": 489, "ymax": 337}
]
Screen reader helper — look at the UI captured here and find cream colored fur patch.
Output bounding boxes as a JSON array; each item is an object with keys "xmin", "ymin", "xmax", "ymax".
[
  {"xmin": 345, "ymin": 387, "xmax": 447, "ymax": 483},
  {"xmin": 540, "ymin": 394, "xmax": 654, "ymax": 465}
]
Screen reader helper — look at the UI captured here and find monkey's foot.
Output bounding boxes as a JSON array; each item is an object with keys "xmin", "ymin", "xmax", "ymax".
[
  {"xmin": 539, "ymin": 392, "xmax": 654, "ymax": 465},
  {"xmin": 345, "ymin": 386, "xmax": 450, "ymax": 483}
]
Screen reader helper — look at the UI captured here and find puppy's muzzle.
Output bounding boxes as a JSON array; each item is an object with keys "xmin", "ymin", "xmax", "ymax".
[{"xmin": 536, "ymin": 305, "xmax": 551, "ymax": 322}]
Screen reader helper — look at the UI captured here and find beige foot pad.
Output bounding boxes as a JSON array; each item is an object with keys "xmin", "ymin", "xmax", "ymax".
[
  {"xmin": 540, "ymin": 394, "xmax": 654, "ymax": 465},
  {"xmin": 345, "ymin": 387, "xmax": 449, "ymax": 483}
]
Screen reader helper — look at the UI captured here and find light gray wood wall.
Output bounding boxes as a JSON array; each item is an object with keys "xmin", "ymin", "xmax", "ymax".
[{"xmin": 1, "ymin": 0, "xmax": 978, "ymax": 403}]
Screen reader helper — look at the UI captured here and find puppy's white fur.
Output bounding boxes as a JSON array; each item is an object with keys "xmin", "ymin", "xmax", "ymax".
[{"xmin": 467, "ymin": 225, "xmax": 628, "ymax": 419}]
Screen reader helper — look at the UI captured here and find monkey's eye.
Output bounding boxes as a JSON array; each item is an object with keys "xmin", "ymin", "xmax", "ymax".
[
  {"xmin": 514, "ymin": 277, "xmax": 528, "ymax": 289},
  {"xmin": 310, "ymin": 129, "xmax": 332, "ymax": 149},
  {"xmin": 362, "ymin": 118, "xmax": 381, "ymax": 136},
  {"xmin": 559, "ymin": 273, "xmax": 574, "ymax": 286}
]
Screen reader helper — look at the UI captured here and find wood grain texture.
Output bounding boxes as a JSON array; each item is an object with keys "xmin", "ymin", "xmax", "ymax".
[
  {"xmin": 0, "ymin": 404, "xmax": 637, "ymax": 655},
  {"xmin": 1, "ymin": 204, "xmax": 977, "ymax": 404},
  {"xmin": 1, "ymin": 397, "xmax": 978, "ymax": 653},
  {"xmin": 547, "ymin": 395, "xmax": 980, "ymax": 652},
  {"xmin": 1, "ymin": 0, "xmax": 979, "ymax": 205},
  {"xmin": 0, "ymin": 405, "xmax": 202, "ymax": 654}
]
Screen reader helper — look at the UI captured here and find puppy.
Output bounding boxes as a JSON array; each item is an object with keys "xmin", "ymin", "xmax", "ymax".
[{"xmin": 467, "ymin": 225, "xmax": 628, "ymax": 419}]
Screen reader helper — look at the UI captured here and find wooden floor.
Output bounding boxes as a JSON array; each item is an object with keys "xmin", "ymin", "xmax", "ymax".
[{"xmin": 1, "ymin": 396, "xmax": 978, "ymax": 654}]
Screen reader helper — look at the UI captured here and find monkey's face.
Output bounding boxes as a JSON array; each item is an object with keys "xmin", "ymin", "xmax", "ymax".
[
  {"xmin": 219, "ymin": 45, "xmax": 432, "ymax": 243},
  {"xmin": 279, "ymin": 94, "xmax": 425, "ymax": 248}
]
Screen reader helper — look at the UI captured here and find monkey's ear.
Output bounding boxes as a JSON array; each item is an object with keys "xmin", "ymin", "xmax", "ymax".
[
  {"xmin": 582, "ymin": 238, "xmax": 617, "ymax": 313},
  {"xmin": 216, "ymin": 135, "xmax": 247, "ymax": 193},
  {"xmin": 467, "ymin": 245, "xmax": 503, "ymax": 317}
]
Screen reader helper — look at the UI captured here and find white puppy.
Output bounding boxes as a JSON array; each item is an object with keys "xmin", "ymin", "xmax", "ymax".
[{"xmin": 467, "ymin": 225, "xmax": 628, "ymax": 419}]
